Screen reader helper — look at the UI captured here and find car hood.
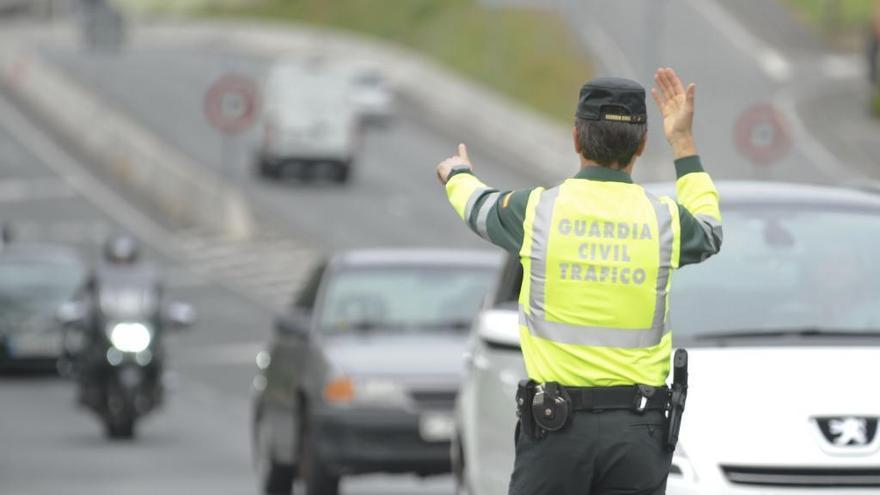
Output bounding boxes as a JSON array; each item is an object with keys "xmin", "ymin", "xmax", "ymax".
[
  {"xmin": 323, "ymin": 332, "xmax": 468, "ymax": 382},
  {"xmin": 682, "ymin": 346, "xmax": 880, "ymax": 467}
]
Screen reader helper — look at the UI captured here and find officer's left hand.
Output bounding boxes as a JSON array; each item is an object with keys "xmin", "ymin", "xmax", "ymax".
[{"xmin": 436, "ymin": 143, "xmax": 473, "ymax": 185}]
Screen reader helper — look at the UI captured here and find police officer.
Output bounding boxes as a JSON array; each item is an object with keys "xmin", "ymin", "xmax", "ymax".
[{"xmin": 435, "ymin": 68, "xmax": 722, "ymax": 494}]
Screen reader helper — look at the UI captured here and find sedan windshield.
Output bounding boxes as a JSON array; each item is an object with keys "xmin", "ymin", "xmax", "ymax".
[
  {"xmin": 319, "ymin": 266, "xmax": 497, "ymax": 333},
  {"xmin": 670, "ymin": 206, "xmax": 880, "ymax": 342}
]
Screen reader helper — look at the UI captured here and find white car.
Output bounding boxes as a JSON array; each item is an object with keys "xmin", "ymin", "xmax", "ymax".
[
  {"xmin": 454, "ymin": 181, "xmax": 880, "ymax": 495},
  {"xmin": 346, "ymin": 66, "xmax": 395, "ymax": 124}
]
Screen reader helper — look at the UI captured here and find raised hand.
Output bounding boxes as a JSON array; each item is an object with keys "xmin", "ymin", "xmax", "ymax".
[
  {"xmin": 436, "ymin": 143, "xmax": 473, "ymax": 185},
  {"xmin": 651, "ymin": 68, "xmax": 697, "ymax": 158}
]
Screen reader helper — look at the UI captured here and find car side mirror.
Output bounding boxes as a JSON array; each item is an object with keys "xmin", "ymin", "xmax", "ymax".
[
  {"xmin": 56, "ymin": 301, "xmax": 87, "ymax": 326},
  {"xmin": 476, "ymin": 308, "xmax": 520, "ymax": 348},
  {"xmin": 164, "ymin": 302, "xmax": 197, "ymax": 330},
  {"xmin": 275, "ymin": 312, "xmax": 311, "ymax": 339}
]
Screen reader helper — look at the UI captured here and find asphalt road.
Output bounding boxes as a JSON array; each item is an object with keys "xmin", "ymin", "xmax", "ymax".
[
  {"xmin": 560, "ymin": 0, "xmax": 866, "ymax": 185},
  {"xmin": 0, "ymin": 92, "xmax": 453, "ymax": 495}
]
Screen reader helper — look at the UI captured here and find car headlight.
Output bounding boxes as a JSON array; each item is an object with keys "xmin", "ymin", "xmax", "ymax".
[
  {"xmin": 323, "ymin": 375, "xmax": 410, "ymax": 408},
  {"xmin": 107, "ymin": 322, "xmax": 152, "ymax": 353}
]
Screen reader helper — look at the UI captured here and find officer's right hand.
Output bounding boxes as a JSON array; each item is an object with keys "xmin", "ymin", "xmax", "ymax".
[
  {"xmin": 651, "ymin": 67, "xmax": 697, "ymax": 159},
  {"xmin": 435, "ymin": 143, "xmax": 473, "ymax": 185}
]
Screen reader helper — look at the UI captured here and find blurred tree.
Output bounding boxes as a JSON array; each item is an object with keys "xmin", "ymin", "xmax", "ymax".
[
  {"xmin": 872, "ymin": 0, "xmax": 880, "ymax": 116},
  {"xmin": 825, "ymin": 0, "xmax": 842, "ymax": 33},
  {"xmin": 870, "ymin": 0, "xmax": 880, "ymax": 84}
]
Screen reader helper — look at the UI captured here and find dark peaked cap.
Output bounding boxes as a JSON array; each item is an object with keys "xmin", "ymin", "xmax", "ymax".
[{"xmin": 575, "ymin": 77, "xmax": 647, "ymax": 124}]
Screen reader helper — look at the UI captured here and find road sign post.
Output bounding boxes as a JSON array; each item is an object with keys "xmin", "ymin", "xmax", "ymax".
[
  {"xmin": 734, "ymin": 103, "xmax": 792, "ymax": 166},
  {"xmin": 204, "ymin": 73, "xmax": 260, "ymax": 182}
]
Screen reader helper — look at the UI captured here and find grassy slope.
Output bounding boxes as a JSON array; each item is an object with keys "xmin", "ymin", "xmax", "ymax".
[
  {"xmin": 784, "ymin": 0, "xmax": 876, "ymax": 30},
  {"xmin": 197, "ymin": 0, "xmax": 591, "ymax": 123}
]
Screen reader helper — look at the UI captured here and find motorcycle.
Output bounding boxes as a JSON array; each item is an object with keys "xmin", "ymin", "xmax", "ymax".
[{"xmin": 58, "ymin": 285, "xmax": 195, "ymax": 439}]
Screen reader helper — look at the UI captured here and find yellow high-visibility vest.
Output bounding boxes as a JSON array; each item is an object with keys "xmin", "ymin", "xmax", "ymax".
[
  {"xmin": 446, "ymin": 162, "xmax": 721, "ymax": 387},
  {"xmin": 520, "ymin": 179, "xmax": 681, "ymax": 387}
]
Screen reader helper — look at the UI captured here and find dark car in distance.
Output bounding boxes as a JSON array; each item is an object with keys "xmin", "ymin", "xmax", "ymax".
[
  {"xmin": 251, "ymin": 248, "xmax": 503, "ymax": 495},
  {"xmin": 0, "ymin": 243, "xmax": 88, "ymax": 371}
]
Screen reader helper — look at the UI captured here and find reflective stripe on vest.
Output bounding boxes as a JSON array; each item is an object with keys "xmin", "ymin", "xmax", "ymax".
[
  {"xmin": 474, "ymin": 192, "xmax": 501, "ymax": 241},
  {"xmin": 524, "ymin": 186, "xmax": 675, "ymax": 349},
  {"xmin": 463, "ymin": 187, "xmax": 492, "ymax": 224}
]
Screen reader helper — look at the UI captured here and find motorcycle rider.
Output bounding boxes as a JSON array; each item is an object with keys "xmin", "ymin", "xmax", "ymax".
[{"xmin": 73, "ymin": 235, "xmax": 163, "ymax": 411}]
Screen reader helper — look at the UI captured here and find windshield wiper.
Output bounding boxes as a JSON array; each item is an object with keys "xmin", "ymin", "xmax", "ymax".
[
  {"xmin": 413, "ymin": 320, "xmax": 473, "ymax": 331},
  {"xmin": 691, "ymin": 327, "xmax": 880, "ymax": 341},
  {"xmin": 341, "ymin": 321, "xmax": 385, "ymax": 333}
]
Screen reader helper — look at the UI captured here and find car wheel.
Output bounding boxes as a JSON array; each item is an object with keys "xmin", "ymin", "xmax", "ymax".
[
  {"xmin": 331, "ymin": 162, "xmax": 350, "ymax": 184},
  {"xmin": 452, "ymin": 434, "xmax": 470, "ymax": 495},
  {"xmin": 104, "ymin": 382, "xmax": 136, "ymax": 439},
  {"xmin": 254, "ymin": 412, "xmax": 295, "ymax": 494},
  {"xmin": 300, "ymin": 416, "xmax": 340, "ymax": 495},
  {"xmin": 257, "ymin": 156, "xmax": 281, "ymax": 179}
]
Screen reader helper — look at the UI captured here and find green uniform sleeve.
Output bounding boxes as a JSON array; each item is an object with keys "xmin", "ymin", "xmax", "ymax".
[
  {"xmin": 445, "ymin": 171, "xmax": 532, "ymax": 253},
  {"xmin": 674, "ymin": 155, "xmax": 723, "ymax": 267}
]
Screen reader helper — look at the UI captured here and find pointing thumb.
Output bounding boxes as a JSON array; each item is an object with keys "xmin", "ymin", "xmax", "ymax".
[{"xmin": 458, "ymin": 143, "xmax": 470, "ymax": 163}]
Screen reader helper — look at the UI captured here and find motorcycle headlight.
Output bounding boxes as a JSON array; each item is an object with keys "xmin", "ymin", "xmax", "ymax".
[{"xmin": 107, "ymin": 322, "xmax": 152, "ymax": 353}]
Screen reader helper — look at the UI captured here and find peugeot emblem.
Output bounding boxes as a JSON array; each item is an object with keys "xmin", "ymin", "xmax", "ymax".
[{"xmin": 813, "ymin": 416, "xmax": 880, "ymax": 456}]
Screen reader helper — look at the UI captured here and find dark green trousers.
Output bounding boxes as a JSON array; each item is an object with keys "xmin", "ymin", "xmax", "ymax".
[{"xmin": 509, "ymin": 409, "xmax": 672, "ymax": 495}]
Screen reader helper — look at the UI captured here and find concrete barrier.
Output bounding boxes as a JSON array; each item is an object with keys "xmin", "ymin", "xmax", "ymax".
[{"xmin": 0, "ymin": 31, "xmax": 254, "ymax": 240}]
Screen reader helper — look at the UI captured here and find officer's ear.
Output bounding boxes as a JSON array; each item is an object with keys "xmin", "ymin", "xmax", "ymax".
[{"xmin": 572, "ymin": 127, "xmax": 583, "ymax": 155}]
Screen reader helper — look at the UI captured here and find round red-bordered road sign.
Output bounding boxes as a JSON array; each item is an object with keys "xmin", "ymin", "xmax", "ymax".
[
  {"xmin": 733, "ymin": 103, "xmax": 792, "ymax": 166},
  {"xmin": 204, "ymin": 74, "xmax": 260, "ymax": 135}
]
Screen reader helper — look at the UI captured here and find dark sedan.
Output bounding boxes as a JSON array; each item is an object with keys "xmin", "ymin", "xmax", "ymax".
[
  {"xmin": 0, "ymin": 243, "xmax": 88, "ymax": 371},
  {"xmin": 251, "ymin": 248, "xmax": 503, "ymax": 495}
]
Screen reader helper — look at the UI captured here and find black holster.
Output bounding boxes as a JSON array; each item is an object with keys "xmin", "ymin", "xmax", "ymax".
[
  {"xmin": 531, "ymin": 382, "xmax": 571, "ymax": 432},
  {"xmin": 665, "ymin": 349, "xmax": 689, "ymax": 451},
  {"xmin": 516, "ymin": 380, "xmax": 573, "ymax": 440},
  {"xmin": 516, "ymin": 380, "xmax": 541, "ymax": 440}
]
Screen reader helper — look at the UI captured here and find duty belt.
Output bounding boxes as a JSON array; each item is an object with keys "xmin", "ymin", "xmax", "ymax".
[
  {"xmin": 515, "ymin": 349, "xmax": 690, "ymax": 452},
  {"xmin": 565, "ymin": 385, "xmax": 668, "ymax": 412}
]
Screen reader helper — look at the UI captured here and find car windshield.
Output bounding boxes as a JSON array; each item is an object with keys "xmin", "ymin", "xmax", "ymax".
[
  {"xmin": 670, "ymin": 206, "xmax": 880, "ymax": 342},
  {"xmin": 0, "ymin": 259, "xmax": 84, "ymax": 318},
  {"xmin": 319, "ymin": 265, "xmax": 497, "ymax": 333}
]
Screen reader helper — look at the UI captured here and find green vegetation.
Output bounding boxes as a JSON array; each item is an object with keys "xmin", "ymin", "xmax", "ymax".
[
  {"xmin": 196, "ymin": 0, "xmax": 592, "ymax": 123},
  {"xmin": 784, "ymin": 0, "xmax": 876, "ymax": 31},
  {"xmin": 873, "ymin": 85, "xmax": 880, "ymax": 116}
]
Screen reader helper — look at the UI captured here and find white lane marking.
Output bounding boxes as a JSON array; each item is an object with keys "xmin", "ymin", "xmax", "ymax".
[
  {"xmin": 0, "ymin": 176, "xmax": 76, "ymax": 202},
  {"xmin": 775, "ymin": 87, "xmax": 860, "ymax": 181},
  {"xmin": 683, "ymin": 0, "xmax": 792, "ymax": 82},
  {"xmin": 758, "ymin": 50, "xmax": 794, "ymax": 82},
  {"xmin": 560, "ymin": 0, "xmax": 638, "ymax": 79},
  {"xmin": 820, "ymin": 54, "xmax": 867, "ymax": 80},
  {"xmin": 185, "ymin": 340, "xmax": 266, "ymax": 366}
]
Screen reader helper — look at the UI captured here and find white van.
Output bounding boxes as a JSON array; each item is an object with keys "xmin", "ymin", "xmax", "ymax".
[{"xmin": 256, "ymin": 61, "xmax": 359, "ymax": 183}]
